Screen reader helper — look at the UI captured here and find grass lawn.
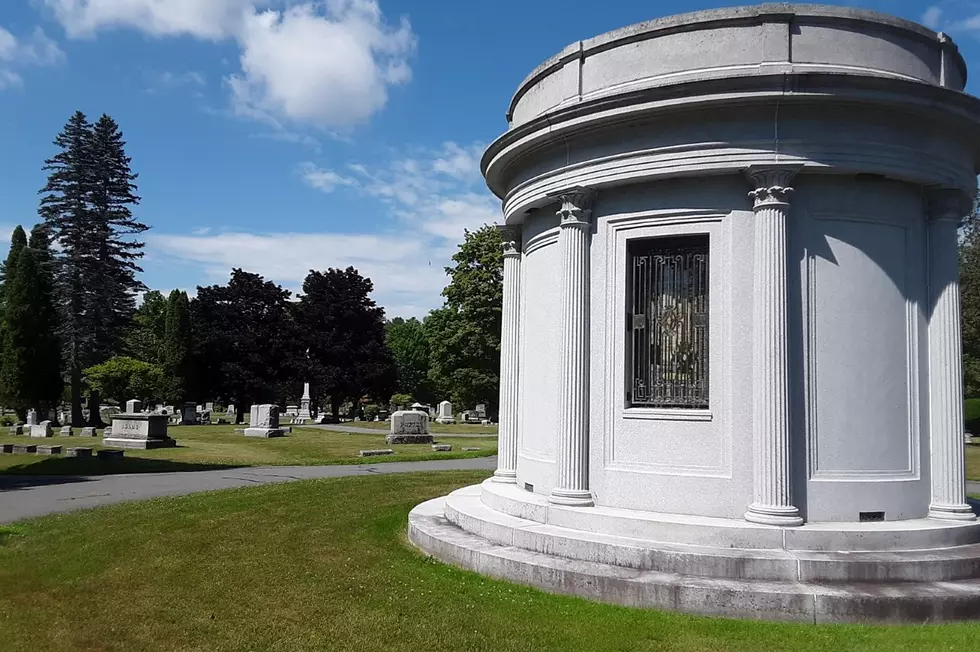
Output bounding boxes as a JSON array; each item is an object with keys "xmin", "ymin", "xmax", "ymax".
[
  {"xmin": 0, "ymin": 472, "xmax": 978, "ymax": 651},
  {"xmin": 968, "ymin": 444, "xmax": 980, "ymax": 481},
  {"xmin": 349, "ymin": 420, "xmax": 498, "ymax": 435},
  {"xmin": 0, "ymin": 426, "xmax": 496, "ymax": 475}
]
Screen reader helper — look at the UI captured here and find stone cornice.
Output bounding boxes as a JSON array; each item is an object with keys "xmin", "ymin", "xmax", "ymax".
[{"xmin": 483, "ymin": 74, "xmax": 980, "ymax": 210}]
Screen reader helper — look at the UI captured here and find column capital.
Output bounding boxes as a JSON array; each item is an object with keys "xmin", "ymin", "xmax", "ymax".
[
  {"xmin": 497, "ymin": 224, "xmax": 522, "ymax": 257},
  {"xmin": 556, "ymin": 188, "xmax": 596, "ymax": 227},
  {"xmin": 745, "ymin": 165, "xmax": 802, "ymax": 211},
  {"xmin": 927, "ymin": 188, "xmax": 973, "ymax": 223}
]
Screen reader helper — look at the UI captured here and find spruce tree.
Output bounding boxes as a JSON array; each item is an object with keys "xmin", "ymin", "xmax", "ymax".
[
  {"xmin": 162, "ymin": 289, "xmax": 192, "ymax": 402},
  {"xmin": 39, "ymin": 111, "xmax": 95, "ymax": 425},
  {"xmin": 40, "ymin": 112, "xmax": 148, "ymax": 425},
  {"xmin": 0, "ymin": 235, "xmax": 62, "ymax": 418},
  {"xmin": 0, "ymin": 226, "xmax": 28, "ymax": 407},
  {"xmin": 88, "ymin": 114, "xmax": 147, "ymax": 363}
]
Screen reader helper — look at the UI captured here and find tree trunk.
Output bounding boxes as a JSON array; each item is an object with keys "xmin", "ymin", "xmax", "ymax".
[
  {"xmin": 70, "ymin": 364, "xmax": 85, "ymax": 426},
  {"xmin": 88, "ymin": 389, "xmax": 106, "ymax": 427},
  {"xmin": 330, "ymin": 396, "xmax": 341, "ymax": 419}
]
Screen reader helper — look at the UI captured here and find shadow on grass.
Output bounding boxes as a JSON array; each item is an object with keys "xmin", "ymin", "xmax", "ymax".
[{"xmin": 0, "ymin": 456, "xmax": 245, "ymax": 486}]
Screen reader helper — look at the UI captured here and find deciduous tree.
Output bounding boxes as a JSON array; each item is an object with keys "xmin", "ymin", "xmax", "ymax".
[
  {"xmin": 426, "ymin": 226, "xmax": 502, "ymax": 415},
  {"xmin": 295, "ymin": 267, "xmax": 395, "ymax": 418}
]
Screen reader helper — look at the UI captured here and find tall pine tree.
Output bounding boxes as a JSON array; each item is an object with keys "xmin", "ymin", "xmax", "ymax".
[
  {"xmin": 89, "ymin": 114, "xmax": 147, "ymax": 362},
  {"xmin": 40, "ymin": 112, "xmax": 147, "ymax": 425},
  {"xmin": 162, "ymin": 289, "xmax": 193, "ymax": 403},
  {"xmin": 0, "ymin": 228, "xmax": 62, "ymax": 418},
  {"xmin": 0, "ymin": 226, "xmax": 28, "ymax": 407}
]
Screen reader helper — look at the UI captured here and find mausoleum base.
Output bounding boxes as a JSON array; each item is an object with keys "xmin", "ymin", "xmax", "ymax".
[
  {"xmin": 101, "ymin": 437, "xmax": 177, "ymax": 450},
  {"xmin": 408, "ymin": 482, "xmax": 980, "ymax": 623}
]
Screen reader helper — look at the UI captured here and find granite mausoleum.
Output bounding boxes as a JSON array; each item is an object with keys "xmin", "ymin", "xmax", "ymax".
[{"xmin": 410, "ymin": 4, "xmax": 980, "ymax": 623}]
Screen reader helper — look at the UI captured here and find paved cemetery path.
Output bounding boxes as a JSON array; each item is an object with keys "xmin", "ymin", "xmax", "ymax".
[
  {"xmin": 0, "ymin": 457, "xmax": 497, "ymax": 524},
  {"xmin": 969, "ymin": 481, "xmax": 980, "ymax": 496},
  {"xmin": 310, "ymin": 424, "xmax": 499, "ymax": 438}
]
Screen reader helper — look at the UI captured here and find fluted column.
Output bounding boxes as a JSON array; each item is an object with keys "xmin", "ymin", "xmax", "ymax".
[
  {"xmin": 927, "ymin": 189, "xmax": 976, "ymax": 521},
  {"xmin": 550, "ymin": 189, "xmax": 595, "ymax": 507},
  {"xmin": 745, "ymin": 166, "xmax": 804, "ymax": 526},
  {"xmin": 493, "ymin": 225, "xmax": 522, "ymax": 483}
]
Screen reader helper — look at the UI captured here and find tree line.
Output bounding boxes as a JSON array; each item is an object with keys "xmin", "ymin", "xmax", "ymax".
[{"xmin": 0, "ymin": 111, "xmax": 506, "ymax": 426}]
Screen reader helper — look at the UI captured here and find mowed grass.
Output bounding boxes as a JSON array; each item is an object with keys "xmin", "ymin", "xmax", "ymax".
[
  {"xmin": 967, "ymin": 444, "xmax": 980, "ymax": 481},
  {"xmin": 349, "ymin": 420, "xmax": 498, "ymax": 435},
  {"xmin": 1, "ymin": 471, "xmax": 979, "ymax": 652},
  {"xmin": 0, "ymin": 426, "xmax": 496, "ymax": 475}
]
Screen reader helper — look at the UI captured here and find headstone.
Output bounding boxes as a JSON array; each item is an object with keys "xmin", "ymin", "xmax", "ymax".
[
  {"xmin": 181, "ymin": 402, "xmax": 197, "ymax": 426},
  {"xmin": 461, "ymin": 410, "xmax": 482, "ymax": 424},
  {"xmin": 435, "ymin": 401, "xmax": 455, "ymax": 424},
  {"xmin": 102, "ymin": 426, "xmax": 112, "ymax": 437},
  {"xmin": 97, "ymin": 449, "xmax": 124, "ymax": 460},
  {"xmin": 432, "ymin": 444, "xmax": 453, "ymax": 452},
  {"xmin": 244, "ymin": 404, "xmax": 285, "ymax": 438},
  {"xmin": 285, "ymin": 404, "xmax": 299, "ymax": 418},
  {"xmin": 386, "ymin": 409, "xmax": 433, "ymax": 445},
  {"xmin": 30, "ymin": 421, "xmax": 54, "ymax": 438},
  {"xmin": 359, "ymin": 449, "xmax": 395, "ymax": 457},
  {"xmin": 227, "ymin": 403, "xmax": 235, "ymax": 416},
  {"xmin": 26, "ymin": 409, "xmax": 38, "ymax": 426},
  {"xmin": 298, "ymin": 382, "xmax": 313, "ymax": 420},
  {"xmin": 0, "ymin": 444, "xmax": 12, "ymax": 453},
  {"xmin": 36, "ymin": 445, "xmax": 61, "ymax": 455},
  {"xmin": 462, "ymin": 447, "xmax": 482, "ymax": 452},
  {"xmin": 67, "ymin": 447, "xmax": 93, "ymax": 458},
  {"xmin": 125, "ymin": 399, "xmax": 142, "ymax": 414},
  {"xmin": 8, "ymin": 425, "xmax": 23, "ymax": 435},
  {"xmin": 13, "ymin": 444, "xmax": 37, "ymax": 454},
  {"xmin": 60, "ymin": 426, "xmax": 73, "ymax": 437},
  {"xmin": 79, "ymin": 427, "xmax": 97, "ymax": 437},
  {"xmin": 475, "ymin": 403, "xmax": 487, "ymax": 419},
  {"xmin": 205, "ymin": 401, "xmax": 215, "ymax": 412},
  {"xmin": 104, "ymin": 414, "xmax": 176, "ymax": 450},
  {"xmin": 164, "ymin": 405, "xmax": 176, "ymax": 416}
]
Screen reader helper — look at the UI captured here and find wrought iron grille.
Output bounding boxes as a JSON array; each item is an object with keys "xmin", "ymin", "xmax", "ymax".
[{"xmin": 628, "ymin": 236, "xmax": 709, "ymax": 409}]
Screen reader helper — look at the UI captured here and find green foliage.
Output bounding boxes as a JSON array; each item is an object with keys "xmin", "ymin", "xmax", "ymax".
[
  {"xmin": 0, "ymin": 233, "xmax": 63, "ymax": 414},
  {"xmin": 0, "ymin": 225, "xmax": 27, "ymax": 291},
  {"xmin": 390, "ymin": 392, "xmax": 413, "ymax": 409},
  {"xmin": 362, "ymin": 404, "xmax": 381, "ymax": 421},
  {"xmin": 83, "ymin": 356, "xmax": 164, "ymax": 404},
  {"xmin": 295, "ymin": 267, "xmax": 396, "ymax": 417},
  {"xmin": 962, "ymin": 192, "xmax": 980, "ymax": 397},
  {"xmin": 191, "ymin": 269, "xmax": 299, "ymax": 411},
  {"xmin": 126, "ymin": 290, "xmax": 167, "ymax": 363},
  {"xmin": 966, "ymin": 399, "xmax": 980, "ymax": 433},
  {"xmin": 426, "ymin": 226, "xmax": 502, "ymax": 415},
  {"xmin": 162, "ymin": 289, "xmax": 193, "ymax": 402},
  {"xmin": 386, "ymin": 317, "xmax": 434, "ymax": 403}
]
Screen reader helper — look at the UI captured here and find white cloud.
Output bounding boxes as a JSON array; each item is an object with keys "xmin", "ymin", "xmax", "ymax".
[
  {"xmin": 299, "ymin": 163, "xmax": 359, "ymax": 192},
  {"xmin": 42, "ymin": 0, "xmax": 258, "ymax": 39},
  {"xmin": 229, "ymin": 2, "xmax": 415, "ymax": 128},
  {"xmin": 147, "ymin": 230, "xmax": 448, "ymax": 318},
  {"xmin": 0, "ymin": 26, "xmax": 64, "ymax": 89},
  {"xmin": 923, "ymin": 6, "xmax": 943, "ymax": 29},
  {"xmin": 148, "ymin": 140, "xmax": 499, "ymax": 317},
  {"xmin": 45, "ymin": 0, "xmax": 416, "ymax": 129}
]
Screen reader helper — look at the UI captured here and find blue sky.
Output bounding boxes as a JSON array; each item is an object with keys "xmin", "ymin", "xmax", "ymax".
[{"xmin": 0, "ymin": 0, "xmax": 976, "ymax": 317}]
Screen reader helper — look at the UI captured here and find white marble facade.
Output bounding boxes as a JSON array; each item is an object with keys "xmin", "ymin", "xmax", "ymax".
[{"xmin": 410, "ymin": 7, "xmax": 980, "ymax": 621}]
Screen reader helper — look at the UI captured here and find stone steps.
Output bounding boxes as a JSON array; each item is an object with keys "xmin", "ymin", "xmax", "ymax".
[
  {"xmin": 410, "ymin": 497, "xmax": 980, "ymax": 624},
  {"xmin": 479, "ymin": 481, "xmax": 980, "ymax": 551},
  {"xmin": 444, "ymin": 488, "xmax": 980, "ymax": 583}
]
